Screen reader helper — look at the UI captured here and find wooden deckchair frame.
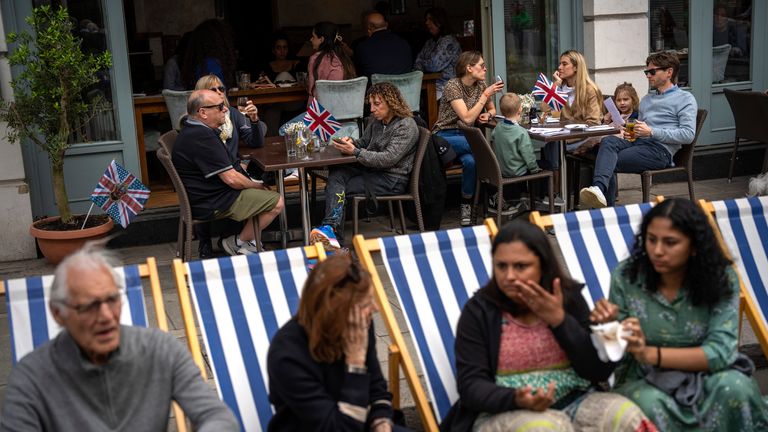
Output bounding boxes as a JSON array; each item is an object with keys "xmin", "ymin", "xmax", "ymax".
[
  {"xmin": 170, "ymin": 244, "xmax": 326, "ymax": 432},
  {"xmin": 353, "ymin": 219, "xmax": 498, "ymax": 432},
  {"xmin": 698, "ymin": 199, "xmax": 768, "ymax": 360}
]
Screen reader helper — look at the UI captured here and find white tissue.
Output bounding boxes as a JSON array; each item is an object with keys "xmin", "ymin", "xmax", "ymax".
[{"xmin": 590, "ymin": 321, "xmax": 630, "ymax": 362}]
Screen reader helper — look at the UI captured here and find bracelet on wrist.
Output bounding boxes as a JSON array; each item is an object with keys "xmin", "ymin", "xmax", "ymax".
[{"xmin": 347, "ymin": 364, "xmax": 368, "ymax": 374}]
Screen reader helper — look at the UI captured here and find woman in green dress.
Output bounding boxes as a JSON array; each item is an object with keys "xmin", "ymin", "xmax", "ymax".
[{"xmin": 591, "ymin": 198, "xmax": 768, "ymax": 431}]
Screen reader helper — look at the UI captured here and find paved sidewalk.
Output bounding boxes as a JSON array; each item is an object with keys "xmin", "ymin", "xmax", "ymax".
[{"xmin": 0, "ymin": 175, "xmax": 764, "ymax": 430}]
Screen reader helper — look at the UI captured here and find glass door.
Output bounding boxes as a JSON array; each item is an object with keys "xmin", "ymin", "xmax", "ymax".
[{"xmin": 8, "ymin": 0, "xmax": 136, "ymax": 216}]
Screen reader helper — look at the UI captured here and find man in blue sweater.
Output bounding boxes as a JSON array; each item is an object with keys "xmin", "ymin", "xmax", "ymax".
[{"xmin": 580, "ymin": 52, "xmax": 697, "ymax": 208}]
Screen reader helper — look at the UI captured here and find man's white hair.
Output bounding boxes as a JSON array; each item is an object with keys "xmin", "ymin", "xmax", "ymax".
[
  {"xmin": 748, "ymin": 172, "xmax": 768, "ymax": 197},
  {"xmin": 49, "ymin": 242, "xmax": 123, "ymax": 317}
]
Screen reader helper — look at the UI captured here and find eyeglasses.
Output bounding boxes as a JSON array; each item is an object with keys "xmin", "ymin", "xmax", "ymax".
[
  {"xmin": 473, "ymin": 62, "xmax": 487, "ymax": 69},
  {"xmin": 643, "ymin": 67, "xmax": 669, "ymax": 76},
  {"xmin": 201, "ymin": 102, "xmax": 226, "ymax": 111},
  {"xmin": 209, "ymin": 86, "xmax": 226, "ymax": 93},
  {"xmin": 59, "ymin": 291, "xmax": 122, "ymax": 317}
]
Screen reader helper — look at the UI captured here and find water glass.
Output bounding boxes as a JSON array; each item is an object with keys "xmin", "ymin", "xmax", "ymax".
[{"xmin": 284, "ymin": 132, "xmax": 297, "ymax": 158}]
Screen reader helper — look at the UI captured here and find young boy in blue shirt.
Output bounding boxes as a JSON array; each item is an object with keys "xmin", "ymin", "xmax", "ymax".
[{"xmin": 490, "ymin": 93, "xmax": 547, "ymax": 216}]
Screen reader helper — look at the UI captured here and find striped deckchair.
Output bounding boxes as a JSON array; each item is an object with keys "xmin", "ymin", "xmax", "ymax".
[
  {"xmin": 353, "ymin": 221, "xmax": 497, "ymax": 431},
  {"xmin": 171, "ymin": 244, "xmax": 327, "ymax": 432},
  {"xmin": 1, "ymin": 257, "xmax": 164, "ymax": 364},
  {"xmin": 700, "ymin": 196, "xmax": 768, "ymax": 358},
  {"xmin": 530, "ymin": 200, "xmax": 658, "ymax": 309}
]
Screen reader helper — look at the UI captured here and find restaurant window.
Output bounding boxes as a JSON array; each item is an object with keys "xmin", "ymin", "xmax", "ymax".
[
  {"xmin": 712, "ymin": 1, "xmax": 751, "ymax": 84},
  {"xmin": 502, "ymin": 0, "xmax": 558, "ymax": 94},
  {"xmin": 32, "ymin": 0, "xmax": 117, "ymax": 142},
  {"xmin": 649, "ymin": 0, "xmax": 690, "ymax": 87}
]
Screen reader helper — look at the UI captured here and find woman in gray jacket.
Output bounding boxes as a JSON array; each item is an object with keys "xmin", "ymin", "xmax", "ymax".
[{"xmin": 310, "ymin": 82, "xmax": 419, "ymax": 249}]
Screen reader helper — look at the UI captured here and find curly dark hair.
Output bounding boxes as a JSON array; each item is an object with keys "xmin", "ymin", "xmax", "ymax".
[
  {"xmin": 181, "ymin": 19, "xmax": 236, "ymax": 88},
  {"xmin": 625, "ymin": 198, "xmax": 732, "ymax": 307},
  {"xmin": 311, "ymin": 22, "xmax": 356, "ymax": 88},
  {"xmin": 366, "ymin": 82, "xmax": 412, "ymax": 119}
]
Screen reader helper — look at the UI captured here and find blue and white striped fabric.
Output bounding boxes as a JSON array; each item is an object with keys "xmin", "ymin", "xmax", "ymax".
[
  {"xmin": 377, "ymin": 225, "xmax": 493, "ymax": 422},
  {"xmin": 711, "ymin": 197, "xmax": 768, "ymax": 332},
  {"xmin": 185, "ymin": 248, "xmax": 310, "ymax": 432},
  {"xmin": 549, "ymin": 203, "xmax": 654, "ymax": 309},
  {"xmin": 4, "ymin": 265, "xmax": 149, "ymax": 364}
]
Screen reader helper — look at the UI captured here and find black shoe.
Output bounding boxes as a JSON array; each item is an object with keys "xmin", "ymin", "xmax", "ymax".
[{"xmin": 198, "ymin": 240, "xmax": 213, "ymax": 259}]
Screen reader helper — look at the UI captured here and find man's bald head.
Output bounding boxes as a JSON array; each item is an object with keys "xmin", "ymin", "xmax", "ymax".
[{"xmin": 366, "ymin": 12, "xmax": 387, "ymax": 35}]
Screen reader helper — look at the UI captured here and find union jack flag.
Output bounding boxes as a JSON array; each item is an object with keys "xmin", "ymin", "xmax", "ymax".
[
  {"xmin": 90, "ymin": 160, "xmax": 151, "ymax": 228},
  {"xmin": 532, "ymin": 72, "xmax": 568, "ymax": 111},
  {"xmin": 303, "ymin": 98, "xmax": 341, "ymax": 141}
]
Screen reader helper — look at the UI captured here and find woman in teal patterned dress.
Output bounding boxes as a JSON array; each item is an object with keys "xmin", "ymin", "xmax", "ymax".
[{"xmin": 591, "ymin": 198, "xmax": 768, "ymax": 431}]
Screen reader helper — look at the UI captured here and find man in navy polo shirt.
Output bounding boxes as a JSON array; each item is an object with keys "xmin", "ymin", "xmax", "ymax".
[{"xmin": 172, "ymin": 90, "xmax": 283, "ymax": 255}]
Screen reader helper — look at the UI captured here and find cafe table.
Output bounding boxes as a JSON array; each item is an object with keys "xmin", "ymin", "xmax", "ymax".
[
  {"xmin": 241, "ymin": 136, "xmax": 356, "ymax": 247},
  {"xmin": 525, "ymin": 121, "xmax": 619, "ymax": 209}
]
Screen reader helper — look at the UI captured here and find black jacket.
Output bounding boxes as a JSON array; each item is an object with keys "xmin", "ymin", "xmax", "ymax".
[
  {"xmin": 440, "ymin": 288, "xmax": 616, "ymax": 432},
  {"xmin": 267, "ymin": 319, "xmax": 393, "ymax": 431}
]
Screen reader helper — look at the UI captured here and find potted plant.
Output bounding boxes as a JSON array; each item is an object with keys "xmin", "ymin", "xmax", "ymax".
[{"xmin": 0, "ymin": 6, "xmax": 114, "ymax": 263}]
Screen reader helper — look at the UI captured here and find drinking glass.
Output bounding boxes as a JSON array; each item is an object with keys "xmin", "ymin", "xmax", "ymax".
[
  {"xmin": 238, "ymin": 73, "xmax": 251, "ymax": 90},
  {"xmin": 299, "ymin": 127, "xmax": 312, "ymax": 160},
  {"xmin": 284, "ymin": 132, "xmax": 297, "ymax": 158},
  {"xmin": 625, "ymin": 119, "xmax": 637, "ymax": 142},
  {"xmin": 236, "ymin": 97, "xmax": 249, "ymax": 114},
  {"xmin": 537, "ymin": 110, "xmax": 549, "ymax": 125}
]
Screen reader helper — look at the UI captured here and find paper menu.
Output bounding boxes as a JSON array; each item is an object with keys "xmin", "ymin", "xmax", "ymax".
[{"xmin": 604, "ymin": 97, "xmax": 625, "ymax": 126}]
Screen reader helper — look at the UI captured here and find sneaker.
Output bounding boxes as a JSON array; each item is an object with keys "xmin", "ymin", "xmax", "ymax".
[
  {"xmin": 310, "ymin": 225, "xmax": 341, "ymax": 250},
  {"xmin": 580, "ymin": 186, "xmax": 607, "ymax": 209},
  {"xmin": 220, "ymin": 235, "xmax": 244, "ymax": 256},
  {"xmin": 236, "ymin": 240, "xmax": 262, "ymax": 255},
  {"xmin": 198, "ymin": 240, "xmax": 213, "ymax": 260},
  {"xmin": 460, "ymin": 203, "xmax": 472, "ymax": 226},
  {"xmin": 540, "ymin": 195, "xmax": 566, "ymax": 207}
]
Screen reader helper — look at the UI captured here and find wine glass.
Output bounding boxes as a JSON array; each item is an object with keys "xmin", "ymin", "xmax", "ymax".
[
  {"xmin": 236, "ymin": 97, "xmax": 249, "ymax": 114},
  {"xmin": 299, "ymin": 127, "xmax": 312, "ymax": 160}
]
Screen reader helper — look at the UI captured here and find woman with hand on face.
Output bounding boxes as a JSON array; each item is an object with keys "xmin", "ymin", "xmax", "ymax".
[
  {"xmin": 413, "ymin": 7, "xmax": 461, "ymax": 100},
  {"xmin": 590, "ymin": 198, "xmax": 768, "ymax": 431},
  {"xmin": 433, "ymin": 51, "xmax": 504, "ymax": 227},
  {"xmin": 443, "ymin": 220, "xmax": 654, "ymax": 432},
  {"xmin": 267, "ymin": 254, "xmax": 408, "ymax": 432}
]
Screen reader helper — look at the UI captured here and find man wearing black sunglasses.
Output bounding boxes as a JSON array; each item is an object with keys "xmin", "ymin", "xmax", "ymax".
[
  {"xmin": 172, "ymin": 89, "xmax": 284, "ymax": 256},
  {"xmin": 580, "ymin": 51, "xmax": 697, "ymax": 209},
  {"xmin": 1, "ymin": 245, "xmax": 239, "ymax": 430}
]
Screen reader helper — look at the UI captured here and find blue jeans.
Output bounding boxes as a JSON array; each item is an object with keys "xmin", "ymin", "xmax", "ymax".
[
  {"xmin": 593, "ymin": 136, "xmax": 672, "ymax": 206},
  {"xmin": 322, "ymin": 165, "xmax": 408, "ymax": 240},
  {"xmin": 435, "ymin": 129, "xmax": 475, "ymax": 198}
]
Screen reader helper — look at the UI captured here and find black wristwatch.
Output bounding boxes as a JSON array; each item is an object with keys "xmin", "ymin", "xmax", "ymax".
[{"xmin": 354, "ymin": 148, "xmax": 362, "ymax": 158}]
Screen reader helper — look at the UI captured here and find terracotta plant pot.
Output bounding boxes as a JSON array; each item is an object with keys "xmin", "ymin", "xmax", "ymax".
[{"xmin": 29, "ymin": 216, "xmax": 114, "ymax": 264}]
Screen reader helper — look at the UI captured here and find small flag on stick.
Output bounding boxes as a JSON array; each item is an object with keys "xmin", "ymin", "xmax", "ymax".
[
  {"xmin": 90, "ymin": 160, "xmax": 150, "ymax": 228},
  {"xmin": 303, "ymin": 98, "xmax": 342, "ymax": 141},
  {"xmin": 532, "ymin": 72, "xmax": 568, "ymax": 111}
]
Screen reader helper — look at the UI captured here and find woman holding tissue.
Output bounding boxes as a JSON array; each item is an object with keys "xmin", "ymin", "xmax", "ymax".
[
  {"xmin": 591, "ymin": 198, "xmax": 768, "ymax": 431},
  {"xmin": 442, "ymin": 220, "xmax": 654, "ymax": 432}
]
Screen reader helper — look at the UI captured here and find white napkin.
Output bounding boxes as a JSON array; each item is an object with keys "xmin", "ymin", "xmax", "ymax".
[
  {"xmin": 586, "ymin": 125, "xmax": 615, "ymax": 131},
  {"xmin": 590, "ymin": 321, "xmax": 630, "ymax": 362},
  {"xmin": 529, "ymin": 127, "xmax": 566, "ymax": 136}
]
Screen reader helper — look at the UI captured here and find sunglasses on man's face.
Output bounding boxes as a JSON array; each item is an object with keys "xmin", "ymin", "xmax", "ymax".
[
  {"xmin": 643, "ymin": 67, "xmax": 669, "ymax": 76},
  {"xmin": 201, "ymin": 102, "xmax": 226, "ymax": 111},
  {"xmin": 209, "ymin": 86, "xmax": 226, "ymax": 93}
]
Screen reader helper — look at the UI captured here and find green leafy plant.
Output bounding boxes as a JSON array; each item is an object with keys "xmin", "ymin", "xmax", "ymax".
[{"xmin": 0, "ymin": 5, "xmax": 112, "ymax": 225}]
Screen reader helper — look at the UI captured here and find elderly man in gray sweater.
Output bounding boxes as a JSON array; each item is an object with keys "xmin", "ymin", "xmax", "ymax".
[
  {"xmin": 310, "ymin": 82, "xmax": 419, "ymax": 249},
  {"xmin": 0, "ymin": 245, "xmax": 238, "ymax": 432},
  {"xmin": 580, "ymin": 51, "xmax": 698, "ymax": 208}
]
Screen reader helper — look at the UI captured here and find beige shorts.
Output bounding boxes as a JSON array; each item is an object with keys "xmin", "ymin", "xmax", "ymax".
[{"xmin": 215, "ymin": 188, "xmax": 280, "ymax": 222}]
